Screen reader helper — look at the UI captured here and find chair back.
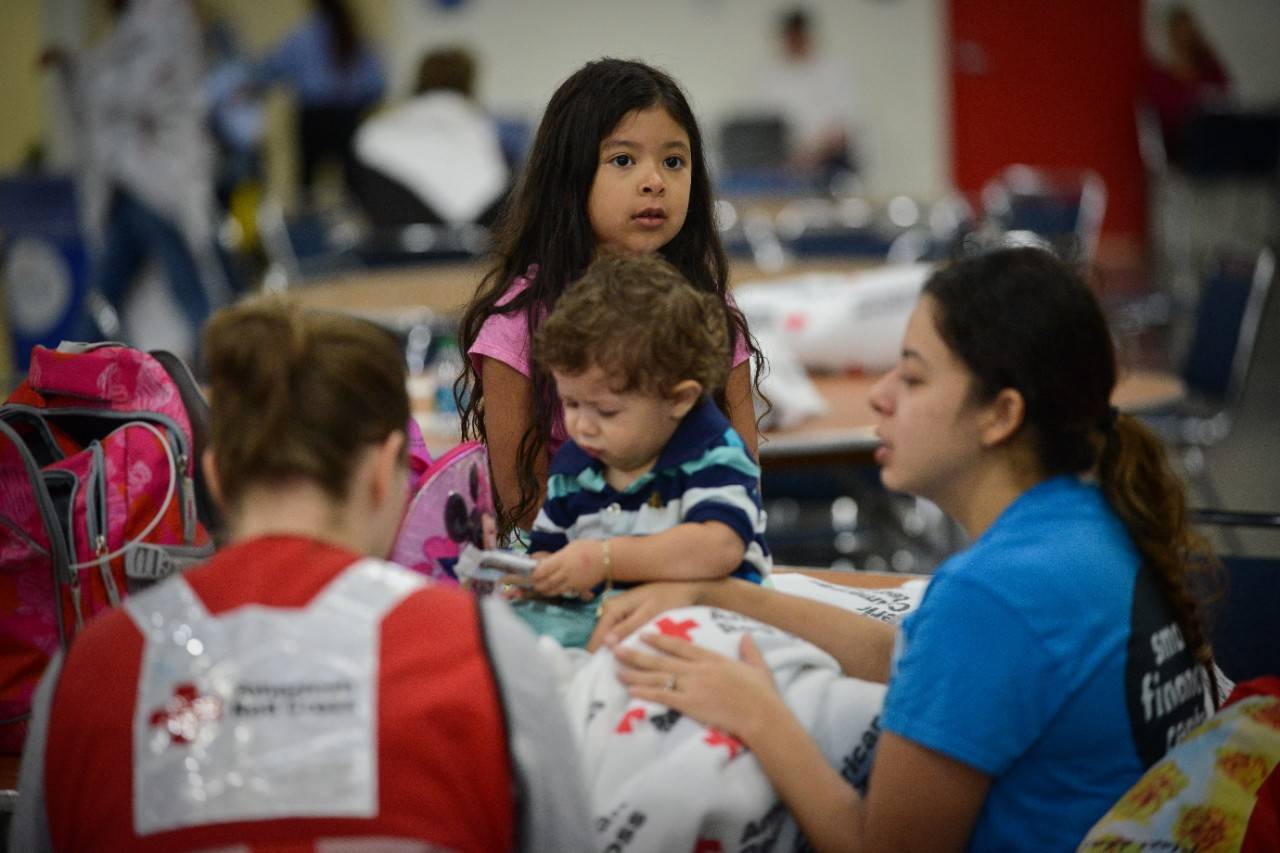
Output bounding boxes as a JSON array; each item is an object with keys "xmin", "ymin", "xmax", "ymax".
[
  {"xmin": 720, "ymin": 114, "xmax": 790, "ymax": 173},
  {"xmin": 1191, "ymin": 508, "xmax": 1280, "ymax": 683},
  {"xmin": 256, "ymin": 200, "xmax": 366, "ymax": 287},
  {"xmin": 1182, "ymin": 246, "xmax": 1275, "ymax": 406},
  {"xmin": 980, "ymin": 165, "xmax": 1107, "ymax": 263}
]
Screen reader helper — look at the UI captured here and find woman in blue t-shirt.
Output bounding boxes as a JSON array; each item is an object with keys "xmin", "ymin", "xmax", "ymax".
[{"xmin": 593, "ymin": 247, "xmax": 1220, "ymax": 852}]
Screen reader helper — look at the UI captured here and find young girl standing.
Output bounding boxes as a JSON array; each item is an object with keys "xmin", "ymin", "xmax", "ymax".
[
  {"xmin": 597, "ymin": 248, "xmax": 1221, "ymax": 851},
  {"xmin": 457, "ymin": 58, "xmax": 764, "ymax": 535}
]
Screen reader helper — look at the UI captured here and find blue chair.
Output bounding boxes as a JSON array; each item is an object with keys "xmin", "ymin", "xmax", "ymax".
[
  {"xmin": 980, "ymin": 165, "xmax": 1107, "ymax": 264},
  {"xmin": 1190, "ymin": 508, "xmax": 1280, "ymax": 683},
  {"xmin": 0, "ymin": 176, "xmax": 91, "ymax": 373},
  {"xmin": 1139, "ymin": 246, "xmax": 1275, "ymax": 509},
  {"xmin": 716, "ymin": 114, "xmax": 819, "ymax": 198},
  {"xmin": 256, "ymin": 199, "xmax": 365, "ymax": 286}
]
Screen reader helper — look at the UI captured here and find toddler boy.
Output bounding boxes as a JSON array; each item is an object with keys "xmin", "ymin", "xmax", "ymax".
[{"xmin": 526, "ymin": 253, "xmax": 770, "ymax": 605}]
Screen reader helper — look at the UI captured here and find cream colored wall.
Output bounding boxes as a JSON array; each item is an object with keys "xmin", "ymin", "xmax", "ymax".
[
  {"xmin": 387, "ymin": 0, "xmax": 950, "ymax": 200},
  {"xmin": 0, "ymin": 0, "xmax": 50, "ymax": 171},
  {"xmin": 5, "ymin": 1, "xmax": 1277, "ymax": 211},
  {"xmin": 0, "ymin": 0, "xmax": 45, "ymax": 381}
]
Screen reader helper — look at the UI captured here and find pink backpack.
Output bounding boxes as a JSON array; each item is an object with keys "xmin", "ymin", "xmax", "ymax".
[
  {"xmin": 0, "ymin": 343, "xmax": 218, "ymax": 753},
  {"xmin": 390, "ymin": 441, "xmax": 494, "ymax": 584}
]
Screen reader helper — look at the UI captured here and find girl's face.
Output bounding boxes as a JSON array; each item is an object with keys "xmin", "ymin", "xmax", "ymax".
[
  {"xmin": 868, "ymin": 296, "xmax": 993, "ymax": 509},
  {"xmin": 587, "ymin": 106, "xmax": 692, "ymax": 254}
]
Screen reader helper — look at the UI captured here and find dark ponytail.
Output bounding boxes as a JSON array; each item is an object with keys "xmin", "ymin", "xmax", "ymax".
[
  {"xmin": 1097, "ymin": 414, "xmax": 1221, "ymax": 706},
  {"xmin": 925, "ymin": 248, "xmax": 1220, "ymax": 707}
]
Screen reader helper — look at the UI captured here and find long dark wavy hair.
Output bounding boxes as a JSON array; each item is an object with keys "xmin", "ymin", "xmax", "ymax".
[
  {"xmin": 925, "ymin": 248, "xmax": 1220, "ymax": 707},
  {"xmin": 457, "ymin": 58, "xmax": 765, "ymax": 534}
]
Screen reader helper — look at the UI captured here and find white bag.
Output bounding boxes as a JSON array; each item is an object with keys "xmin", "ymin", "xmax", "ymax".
[{"xmin": 735, "ymin": 263, "xmax": 933, "ymax": 372}]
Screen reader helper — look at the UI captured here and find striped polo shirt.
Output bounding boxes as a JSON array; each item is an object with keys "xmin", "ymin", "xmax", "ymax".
[{"xmin": 528, "ymin": 398, "xmax": 770, "ymax": 583}]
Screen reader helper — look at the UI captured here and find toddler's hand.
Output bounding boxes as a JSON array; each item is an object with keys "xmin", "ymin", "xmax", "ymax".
[{"xmin": 530, "ymin": 540, "xmax": 605, "ymax": 600}]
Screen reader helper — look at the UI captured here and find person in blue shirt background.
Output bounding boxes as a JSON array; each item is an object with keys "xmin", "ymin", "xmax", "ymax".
[
  {"xmin": 597, "ymin": 247, "xmax": 1221, "ymax": 851},
  {"xmin": 255, "ymin": 0, "xmax": 385, "ymax": 205}
]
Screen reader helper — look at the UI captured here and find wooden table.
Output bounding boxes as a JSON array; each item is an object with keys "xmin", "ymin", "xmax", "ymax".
[
  {"xmin": 759, "ymin": 368, "xmax": 1185, "ymax": 464},
  {"xmin": 293, "ymin": 261, "xmax": 486, "ymax": 318},
  {"xmin": 291, "ymin": 257, "xmax": 878, "ymax": 318},
  {"xmin": 297, "ymin": 258, "xmax": 1184, "ymax": 465},
  {"xmin": 413, "ymin": 367, "xmax": 1183, "ymax": 464}
]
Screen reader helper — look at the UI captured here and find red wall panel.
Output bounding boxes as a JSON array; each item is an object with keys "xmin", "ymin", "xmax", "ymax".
[{"xmin": 949, "ymin": 0, "xmax": 1146, "ymax": 239}]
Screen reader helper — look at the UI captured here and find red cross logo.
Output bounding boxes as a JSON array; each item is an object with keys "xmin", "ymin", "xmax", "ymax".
[
  {"xmin": 784, "ymin": 312, "xmax": 808, "ymax": 332},
  {"xmin": 616, "ymin": 707, "xmax": 646, "ymax": 734},
  {"xmin": 704, "ymin": 728, "xmax": 746, "ymax": 759},
  {"xmin": 149, "ymin": 682, "xmax": 222, "ymax": 745},
  {"xmin": 655, "ymin": 617, "xmax": 698, "ymax": 641}
]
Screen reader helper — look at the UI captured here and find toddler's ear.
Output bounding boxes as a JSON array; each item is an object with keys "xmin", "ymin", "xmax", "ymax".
[{"xmin": 667, "ymin": 380, "xmax": 703, "ymax": 419}]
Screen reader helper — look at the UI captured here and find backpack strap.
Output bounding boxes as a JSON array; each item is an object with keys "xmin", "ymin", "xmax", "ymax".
[
  {"xmin": 147, "ymin": 350, "xmax": 222, "ymax": 538},
  {"xmin": 0, "ymin": 419, "xmax": 72, "ymax": 651}
]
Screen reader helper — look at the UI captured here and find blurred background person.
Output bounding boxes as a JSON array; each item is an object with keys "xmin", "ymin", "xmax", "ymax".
[
  {"xmin": 1144, "ymin": 4, "xmax": 1234, "ymax": 167},
  {"xmin": 202, "ymin": 8, "xmax": 266, "ymax": 215},
  {"xmin": 201, "ymin": 6, "xmax": 267, "ymax": 284},
  {"xmin": 758, "ymin": 6, "xmax": 860, "ymax": 190},
  {"xmin": 255, "ymin": 0, "xmax": 386, "ymax": 208},
  {"xmin": 38, "ymin": 0, "xmax": 229, "ymax": 361},
  {"xmin": 352, "ymin": 46, "xmax": 509, "ymax": 228}
]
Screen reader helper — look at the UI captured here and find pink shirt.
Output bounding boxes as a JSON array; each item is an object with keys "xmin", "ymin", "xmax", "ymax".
[{"xmin": 468, "ymin": 264, "xmax": 750, "ymax": 455}]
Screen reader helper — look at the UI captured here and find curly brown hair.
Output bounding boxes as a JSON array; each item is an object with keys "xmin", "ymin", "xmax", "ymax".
[{"xmin": 533, "ymin": 252, "xmax": 730, "ymax": 397}]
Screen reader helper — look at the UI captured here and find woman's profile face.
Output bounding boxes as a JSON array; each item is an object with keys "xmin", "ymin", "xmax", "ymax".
[{"xmin": 868, "ymin": 296, "xmax": 992, "ymax": 506}]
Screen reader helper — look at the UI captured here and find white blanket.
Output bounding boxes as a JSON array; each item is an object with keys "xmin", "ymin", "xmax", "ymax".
[{"xmin": 547, "ymin": 573, "xmax": 928, "ymax": 852}]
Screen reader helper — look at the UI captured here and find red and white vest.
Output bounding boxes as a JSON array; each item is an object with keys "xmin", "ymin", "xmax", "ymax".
[{"xmin": 42, "ymin": 536, "xmax": 516, "ymax": 852}]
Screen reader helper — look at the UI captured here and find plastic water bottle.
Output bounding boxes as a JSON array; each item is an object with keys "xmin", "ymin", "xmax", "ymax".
[{"xmin": 430, "ymin": 337, "xmax": 464, "ymax": 426}]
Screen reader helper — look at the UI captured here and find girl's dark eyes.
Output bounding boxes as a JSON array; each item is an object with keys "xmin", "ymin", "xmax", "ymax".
[
  {"xmin": 609, "ymin": 154, "xmax": 634, "ymax": 167},
  {"xmin": 663, "ymin": 155, "xmax": 685, "ymax": 169}
]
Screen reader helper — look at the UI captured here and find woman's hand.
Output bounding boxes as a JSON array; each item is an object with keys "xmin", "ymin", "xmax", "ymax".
[
  {"xmin": 613, "ymin": 632, "xmax": 786, "ymax": 743},
  {"xmin": 587, "ymin": 581, "xmax": 709, "ymax": 650},
  {"xmin": 529, "ymin": 540, "xmax": 604, "ymax": 599}
]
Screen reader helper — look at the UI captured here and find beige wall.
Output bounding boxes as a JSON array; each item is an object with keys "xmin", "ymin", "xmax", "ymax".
[
  {"xmin": 387, "ymin": 0, "xmax": 950, "ymax": 200},
  {"xmin": 0, "ymin": 0, "xmax": 50, "ymax": 171},
  {"xmin": 3, "ymin": 1, "xmax": 1276, "ymax": 208}
]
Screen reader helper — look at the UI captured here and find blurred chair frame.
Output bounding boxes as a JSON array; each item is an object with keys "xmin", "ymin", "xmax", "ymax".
[
  {"xmin": 980, "ymin": 164, "xmax": 1107, "ymax": 264},
  {"xmin": 1140, "ymin": 245, "xmax": 1275, "ymax": 515},
  {"xmin": 1189, "ymin": 507, "xmax": 1280, "ymax": 684}
]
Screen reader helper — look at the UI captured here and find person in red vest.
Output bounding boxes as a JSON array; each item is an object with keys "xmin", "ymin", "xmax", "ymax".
[{"xmin": 11, "ymin": 297, "xmax": 590, "ymax": 852}]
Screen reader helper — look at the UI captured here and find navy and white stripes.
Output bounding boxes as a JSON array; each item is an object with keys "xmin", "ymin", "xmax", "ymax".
[{"xmin": 529, "ymin": 398, "xmax": 770, "ymax": 584}]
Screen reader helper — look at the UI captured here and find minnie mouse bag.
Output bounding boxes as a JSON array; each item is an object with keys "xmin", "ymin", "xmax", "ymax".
[{"xmin": 390, "ymin": 441, "xmax": 496, "ymax": 584}]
